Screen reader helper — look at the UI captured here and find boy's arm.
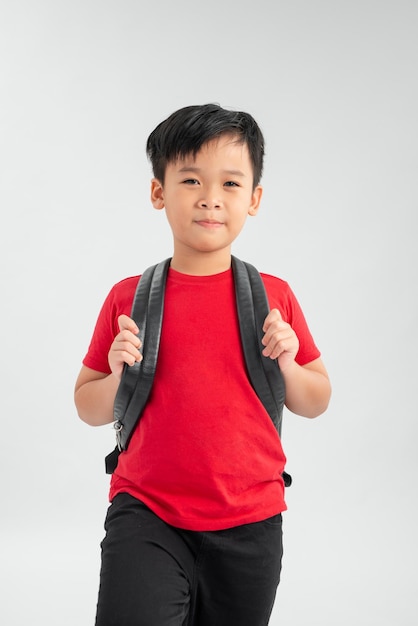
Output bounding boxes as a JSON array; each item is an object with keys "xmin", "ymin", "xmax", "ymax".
[
  {"xmin": 280, "ymin": 357, "xmax": 330, "ymax": 418},
  {"xmin": 262, "ymin": 308, "xmax": 331, "ymax": 418},
  {"xmin": 74, "ymin": 314, "xmax": 142, "ymax": 426},
  {"xmin": 74, "ymin": 366, "xmax": 119, "ymax": 426}
]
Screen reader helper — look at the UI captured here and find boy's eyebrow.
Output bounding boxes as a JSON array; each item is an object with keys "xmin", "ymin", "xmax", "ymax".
[{"xmin": 177, "ymin": 166, "xmax": 246, "ymax": 177}]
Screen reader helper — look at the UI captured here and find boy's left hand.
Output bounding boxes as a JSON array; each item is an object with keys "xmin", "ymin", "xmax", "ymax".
[{"xmin": 262, "ymin": 308, "xmax": 299, "ymax": 370}]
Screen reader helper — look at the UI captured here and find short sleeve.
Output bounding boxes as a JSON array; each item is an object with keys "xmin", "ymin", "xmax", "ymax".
[
  {"xmin": 261, "ymin": 274, "xmax": 321, "ymax": 366},
  {"xmin": 82, "ymin": 276, "xmax": 140, "ymax": 374}
]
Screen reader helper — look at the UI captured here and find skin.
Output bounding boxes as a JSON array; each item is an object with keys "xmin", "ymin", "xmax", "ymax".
[{"xmin": 74, "ymin": 134, "xmax": 331, "ymax": 425}]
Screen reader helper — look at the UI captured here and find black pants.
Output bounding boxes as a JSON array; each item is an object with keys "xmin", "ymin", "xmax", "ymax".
[{"xmin": 95, "ymin": 493, "xmax": 283, "ymax": 626}]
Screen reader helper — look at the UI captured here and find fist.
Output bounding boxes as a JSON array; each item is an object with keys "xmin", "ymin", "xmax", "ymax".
[
  {"xmin": 261, "ymin": 308, "xmax": 299, "ymax": 370},
  {"xmin": 108, "ymin": 314, "xmax": 142, "ymax": 380}
]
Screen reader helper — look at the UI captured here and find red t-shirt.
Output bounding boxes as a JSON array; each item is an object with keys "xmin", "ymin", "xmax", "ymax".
[{"xmin": 83, "ymin": 266, "xmax": 320, "ymax": 531}]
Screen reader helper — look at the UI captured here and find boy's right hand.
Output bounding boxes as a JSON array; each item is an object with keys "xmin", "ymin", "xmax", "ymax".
[{"xmin": 108, "ymin": 315, "xmax": 142, "ymax": 380}]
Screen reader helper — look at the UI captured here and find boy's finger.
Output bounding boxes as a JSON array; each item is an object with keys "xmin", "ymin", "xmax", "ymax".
[
  {"xmin": 272, "ymin": 308, "xmax": 283, "ymax": 321},
  {"xmin": 263, "ymin": 308, "xmax": 283, "ymax": 332},
  {"xmin": 118, "ymin": 314, "xmax": 139, "ymax": 334}
]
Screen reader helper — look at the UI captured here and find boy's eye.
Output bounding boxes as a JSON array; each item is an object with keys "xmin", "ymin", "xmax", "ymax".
[
  {"xmin": 224, "ymin": 181, "xmax": 239, "ymax": 187},
  {"xmin": 183, "ymin": 178, "xmax": 199, "ymax": 185}
]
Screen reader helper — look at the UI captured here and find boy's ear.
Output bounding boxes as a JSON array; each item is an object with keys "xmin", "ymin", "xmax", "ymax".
[
  {"xmin": 151, "ymin": 178, "xmax": 165, "ymax": 209},
  {"xmin": 248, "ymin": 185, "xmax": 263, "ymax": 216}
]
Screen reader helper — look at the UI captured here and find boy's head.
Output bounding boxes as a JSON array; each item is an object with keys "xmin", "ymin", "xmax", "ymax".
[{"xmin": 146, "ymin": 104, "xmax": 265, "ymax": 190}]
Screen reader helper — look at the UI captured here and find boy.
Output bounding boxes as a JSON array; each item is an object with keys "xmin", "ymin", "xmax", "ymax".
[{"xmin": 75, "ymin": 103, "xmax": 331, "ymax": 626}]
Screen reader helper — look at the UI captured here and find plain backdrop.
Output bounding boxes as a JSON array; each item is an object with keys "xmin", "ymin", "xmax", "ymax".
[{"xmin": 1, "ymin": 1, "xmax": 417, "ymax": 624}]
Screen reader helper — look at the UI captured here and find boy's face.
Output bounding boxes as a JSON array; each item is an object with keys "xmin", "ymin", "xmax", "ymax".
[{"xmin": 151, "ymin": 134, "xmax": 262, "ymax": 267}]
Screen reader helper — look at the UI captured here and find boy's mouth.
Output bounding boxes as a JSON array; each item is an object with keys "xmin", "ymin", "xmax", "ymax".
[{"xmin": 195, "ymin": 219, "xmax": 224, "ymax": 229}]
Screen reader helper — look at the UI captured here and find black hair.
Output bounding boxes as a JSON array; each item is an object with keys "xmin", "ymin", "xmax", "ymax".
[{"xmin": 146, "ymin": 103, "xmax": 265, "ymax": 188}]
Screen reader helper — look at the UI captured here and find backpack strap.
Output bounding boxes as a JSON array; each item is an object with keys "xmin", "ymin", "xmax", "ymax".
[
  {"xmin": 231, "ymin": 257, "xmax": 285, "ymax": 436},
  {"xmin": 105, "ymin": 258, "xmax": 170, "ymax": 474},
  {"xmin": 232, "ymin": 258, "xmax": 292, "ymax": 487}
]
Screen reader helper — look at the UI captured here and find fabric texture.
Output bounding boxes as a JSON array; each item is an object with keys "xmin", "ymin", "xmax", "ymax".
[
  {"xmin": 83, "ymin": 266, "xmax": 320, "ymax": 530},
  {"xmin": 95, "ymin": 493, "xmax": 283, "ymax": 626}
]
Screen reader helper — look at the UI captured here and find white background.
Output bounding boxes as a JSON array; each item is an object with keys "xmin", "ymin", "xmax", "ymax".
[{"xmin": 1, "ymin": 1, "xmax": 417, "ymax": 624}]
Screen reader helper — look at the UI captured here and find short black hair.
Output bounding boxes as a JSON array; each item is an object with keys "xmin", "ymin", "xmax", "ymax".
[{"xmin": 146, "ymin": 103, "xmax": 265, "ymax": 188}]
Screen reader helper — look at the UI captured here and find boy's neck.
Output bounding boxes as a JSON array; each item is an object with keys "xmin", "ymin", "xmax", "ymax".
[{"xmin": 170, "ymin": 250, "xmax": 232, "ymax": 276}]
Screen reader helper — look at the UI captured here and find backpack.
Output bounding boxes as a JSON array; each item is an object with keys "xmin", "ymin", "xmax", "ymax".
[{"xmin": 105, "ymin": 256, "xmax": 292, "ymax": 487}]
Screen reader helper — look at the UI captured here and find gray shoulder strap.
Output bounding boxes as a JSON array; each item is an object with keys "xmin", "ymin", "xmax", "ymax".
[
  {"xmin": 105, "ymin": 258, "xmax": 170, "ymax": 473},
  {"xmin": 231, "ymin": 256, "xmax": 285, "ymax": 436}
]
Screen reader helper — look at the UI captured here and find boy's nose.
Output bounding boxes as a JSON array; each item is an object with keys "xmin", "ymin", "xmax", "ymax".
[{"xmin": 198, "ymin": 198, "xmax": 221, "ymax": 209}]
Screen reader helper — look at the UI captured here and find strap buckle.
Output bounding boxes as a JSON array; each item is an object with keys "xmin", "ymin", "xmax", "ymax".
[{"xmin": 113, "ymin": 420, "xmax": 123, "ymax": 451}]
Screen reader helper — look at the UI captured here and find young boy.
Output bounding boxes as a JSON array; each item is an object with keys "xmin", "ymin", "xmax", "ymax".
[{"xmin": 75, "ymin": 103, "xmax": 331, "ymax": 626}]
